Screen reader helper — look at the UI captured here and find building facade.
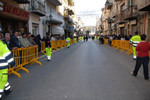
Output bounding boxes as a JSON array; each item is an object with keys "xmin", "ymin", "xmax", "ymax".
[
  {"xmin": 0, "ymin": 0, "xmax": 29, "ymax": 33},
  {"xmin": 0, "ymin": 0, "xmax": 77, "ymax": 39},
  {"xmin": 98, "ymin": 0, "xmax": 150, "ymax": 38}
]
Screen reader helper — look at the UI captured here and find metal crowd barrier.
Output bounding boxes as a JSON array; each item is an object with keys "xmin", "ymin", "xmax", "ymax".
[
  {"xmin": 41, "ymin": 41, "xmax": 46, "ymax": 55},
  {"xmin": 104, "ymin": 39, "xmax": 109, "ymax": 45},
  {"xmin": 8, "ymin": 46, "xmax": 42, "ymax": 78},
  {"xmin": 9, "ymin": 39, "xmax": 79, "ymax": 78},
  {"xmin": 41, "ymin": 39, "xmax": 76, "ymax": 54},
  {"xmin": 108, "ymin": 40, "xmax": 150, "ymax": 56}
]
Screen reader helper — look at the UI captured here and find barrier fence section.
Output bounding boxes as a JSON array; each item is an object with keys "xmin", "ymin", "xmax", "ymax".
[
  {"xmin": 9, "ymin": 39, "xmax": 78, "ymax": 78},
  {"xmin": 107, "ymin": 40, "xmax": 150, "ymax": 56},
  {"xmin": 41, "ymin": 39, "xmax": 77, "ymax": 53},
  {"xmin": 104, "ymin": 39, "xmax": 109, "ymax": 45},
  {"xmin": 41, "ymin": 41, "xmax": 46, "ymax": 55},
  {"xmin": 9, "ymin": 46, "xmax": 42, "ymax": 78}
]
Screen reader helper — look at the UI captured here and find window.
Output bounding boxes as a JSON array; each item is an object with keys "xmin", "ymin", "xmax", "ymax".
[{"xmin": 32, "ymin": 23, "xmax": 39, "ymax": 36}]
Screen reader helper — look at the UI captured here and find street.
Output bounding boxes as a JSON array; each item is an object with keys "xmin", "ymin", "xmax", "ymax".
[{"xmin": 4, "ymin": 40, "xmax": 150, "ymax": 100}]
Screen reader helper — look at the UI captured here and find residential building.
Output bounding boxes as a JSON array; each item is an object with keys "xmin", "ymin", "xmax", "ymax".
[
  {"xmin": 28, "ymin": 0, "xmax": 46, "ymax": 38},
  {"xmin": 101, "ymin": 7, "xmax": 110, "ymax": 35},
  {"xmin": 62, "ymin": 0, "xmax": 75, "ymax": 38},
  {"xmin": 138, "ymin": 0, "xmax": 150, "ymax": 37},
  {"xmin": 42, "ymin": 0, "xmax": 64, "ymax": 38}
]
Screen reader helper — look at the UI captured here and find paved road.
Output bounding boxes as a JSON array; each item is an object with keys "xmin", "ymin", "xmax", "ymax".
[{"xmin": 3, "ymin": 40, "xmax": 150, "ymax": 100}]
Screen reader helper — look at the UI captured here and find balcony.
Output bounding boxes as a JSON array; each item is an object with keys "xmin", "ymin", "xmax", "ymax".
[
  {"xmin": 124, "ymin": 6, "xmax": 138, "ymax": 20},
  {"xmin": 68, "ymin": 0, "xmax": 74, "ymax": 6},
  {"xmin": 67, "ymin": 8, "xmax": 74, "ymax": 15},
  {"xmin": 30, "ymin": 0, "xmax": 45, "ymax": 16},
  {"xmin": 47, "ymin": 0, "xmax": 62, "ymax": 6},
  {"xmin": 114, "ymin": 0, "xmax": 122, "ymax": 2},
  {"xmin": 46, "ymin": 16, "xmax": 62, "ymax": 25},
  {"xmin": 106, "ymin": 1, "xmax": 113, "ymax": 9},
  {"xmin": 64, "ymin": 9, "xmax": 69, "ymax": 19},
  {"xmin": 13, "ymin": 0, "xmax": 30, "ymax": 4},
  {"xmin": 108, "ymin": 18, "xmax": 114, "ymax": 23},
  {"xmin": 118, "ymin": 10, "xmax": 126, "ymax": 24},
  {"xmin": 138, "ymin": 0, "xmax": 150, "ymax": 11}
]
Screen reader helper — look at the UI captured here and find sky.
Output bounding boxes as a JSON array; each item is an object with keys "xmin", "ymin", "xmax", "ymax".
[{"xmin": 74, "ymin": 0, "xmax": 106, "ymax": 26}]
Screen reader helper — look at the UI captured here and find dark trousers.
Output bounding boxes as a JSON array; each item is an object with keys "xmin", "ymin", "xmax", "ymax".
[{"xmin": 133, "ymin": 56, "xmax": 149, "ymax": 79}]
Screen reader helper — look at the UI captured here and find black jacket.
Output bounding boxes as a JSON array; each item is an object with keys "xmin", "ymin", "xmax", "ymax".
[
  {"xmin": 45, "ymin": 38, "xmax": 51, "ymax": 47},
  {"xmin": 3, "ymin": 40, "xmax": 13, "ymax": 50},
  {"xmin": 11, "ymin": 36, "xmax": 22, "ymax": 48}
]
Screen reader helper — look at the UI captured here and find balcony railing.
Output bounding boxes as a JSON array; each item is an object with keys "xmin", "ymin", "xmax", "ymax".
[
  {"xmin": 67, "ymin": 8, "xmax": 74, "ymax": 15},
  {"xmin": 13, "ymin": 0, "xmax": 30, "ymax": 4},
  {"xmin": 47, "ymin": 0, "xmax": 62, "ymax": 6},
  {"xmin": 45, "ymin": 15, "xmax": 62, "ymax": 25},
  {"xmin": 123, "ymin": 6, "xmax": 138, "ymax": 20},
  {"xmin": 30, "ymin": 0, "xmax": 45, "ymax": 16},
  {"xmin": 138, "ymin": 0, "xmax": 150, "ymax": 11},
  {"xmin": 106, "ymin": 0, "xmax": 113, "ymax": 9},
  {"xmin": 114, "ymin": 0, "xmax": 122, "ymax": 2},
  {"xmin": 64, "ymin": 9, "xmax": 69, "ymax": 19},
  {"xmin": 68, "ymin": 0, "xmax": 74, "ymax": 6},
  {"xmin": 118, "ymin": 10, "xmax": 126, "ymax": 23},
  {"xmin": 106, "ymin": 3, "xmax": 113, "ymax": 9}
]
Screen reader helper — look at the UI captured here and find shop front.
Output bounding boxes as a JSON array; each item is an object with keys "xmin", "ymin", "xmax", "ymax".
[{"xmin": 0, "ymin": 0, "xmax": 29, "ymax": 33}]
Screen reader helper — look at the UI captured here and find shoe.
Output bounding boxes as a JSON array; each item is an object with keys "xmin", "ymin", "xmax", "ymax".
[
  {"xmin": 131, "ymin": 72, "xmax": 136, "ymax": 77},
  {"xmin": 5, "ymin": 90, "xmax": 12, "ymax": 95},
  {"xmin": 145, "ymin": 78, "xmax": 149, "ymax": 81},
  {"xmin": 145, "ymin": 79, "xmax": 149, "ymax": 81},
  {"xmin": 48, "ymin": 59, "xmax": 51, "ymax": 61}
]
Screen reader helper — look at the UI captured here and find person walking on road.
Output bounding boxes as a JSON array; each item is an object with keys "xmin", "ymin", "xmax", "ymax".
[
  {"xmin": 84, "ymin": 36, "xmax": 86, "ymax": 42},
  {"xmin": 0, "ymin": 34, "xmax": 15, "ymax": 100},
  {"xmin": 66, "ymin": 37, "xmax": 71, "ymax": 48},
  {"xmin": 131, "ymin": 34, "xmax": 150, "ymax": 80},
  {"xmin": 45, "ymin": 37, "xmax": 52, "ymax": 61},
  {"xmin": 130, "ymin": 32, "xmax": 141, "ymax": 60}
]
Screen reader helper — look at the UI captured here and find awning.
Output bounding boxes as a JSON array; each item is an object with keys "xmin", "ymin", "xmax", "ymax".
[
  {"xmin": 52, "ymin": 26, "xmax": 64, "ymax": 36},
  {"xmin": 139, "ymin": 5, "xmax": 150, "ymax": 11}
]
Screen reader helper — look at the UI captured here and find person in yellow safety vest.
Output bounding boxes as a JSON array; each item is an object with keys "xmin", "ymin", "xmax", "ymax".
[
  {"xmin": 66, "ymin": 37, "xmax": 71, "ymax": 48},
  {"xmin": 95, "ymin": 36, "xmax": 96, "ymax": 40},
  {"xmin": 130, "ymin": 32, "xmax": 141, "ymax": 60},
  {"xmin": 74, "ymin": 38, "xmax": 77, "ymax": 43},
  {"xmin": 0, "ymin": 35, "xmax": 15, "ymax": 100},
  {"xmin": 45, "ymin": 37, "xmax": 52, "ymax": 61}
]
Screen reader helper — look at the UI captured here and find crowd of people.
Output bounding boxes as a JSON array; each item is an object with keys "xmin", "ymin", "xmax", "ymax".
[
  {"xmin": 0, "ymin": 31, "xmax": 42, "ymax": 51},
  {"xmin": 99, "ymin": 33, "xmax": 150, "ymax": 45},
  {"xmin": 83, "ymin": 36, "xmax": 89, "ymax": 41}
]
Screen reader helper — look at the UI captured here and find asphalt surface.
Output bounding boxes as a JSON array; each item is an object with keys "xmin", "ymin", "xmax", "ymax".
[{"xmin": 3, "ymin": 40, "xmax": 150, "ymax": 100}]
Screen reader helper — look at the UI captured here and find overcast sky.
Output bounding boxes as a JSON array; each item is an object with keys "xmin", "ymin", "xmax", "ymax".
[{"xmin": 74, "ymin": 0, "xmax": 106, "ymax": 26}]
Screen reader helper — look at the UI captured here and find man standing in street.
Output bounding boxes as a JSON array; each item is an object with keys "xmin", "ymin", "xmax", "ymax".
[
  {"xmin": 0, "ymin": 34, "xmax": 15, "ymax": 100},
  {"xmin": 131, "ymin": 34, "xmax": 150, "ymax": 80},
  {"xmin": 130, "ymin": 32, "xmax": 141, "ymax": 60}
]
